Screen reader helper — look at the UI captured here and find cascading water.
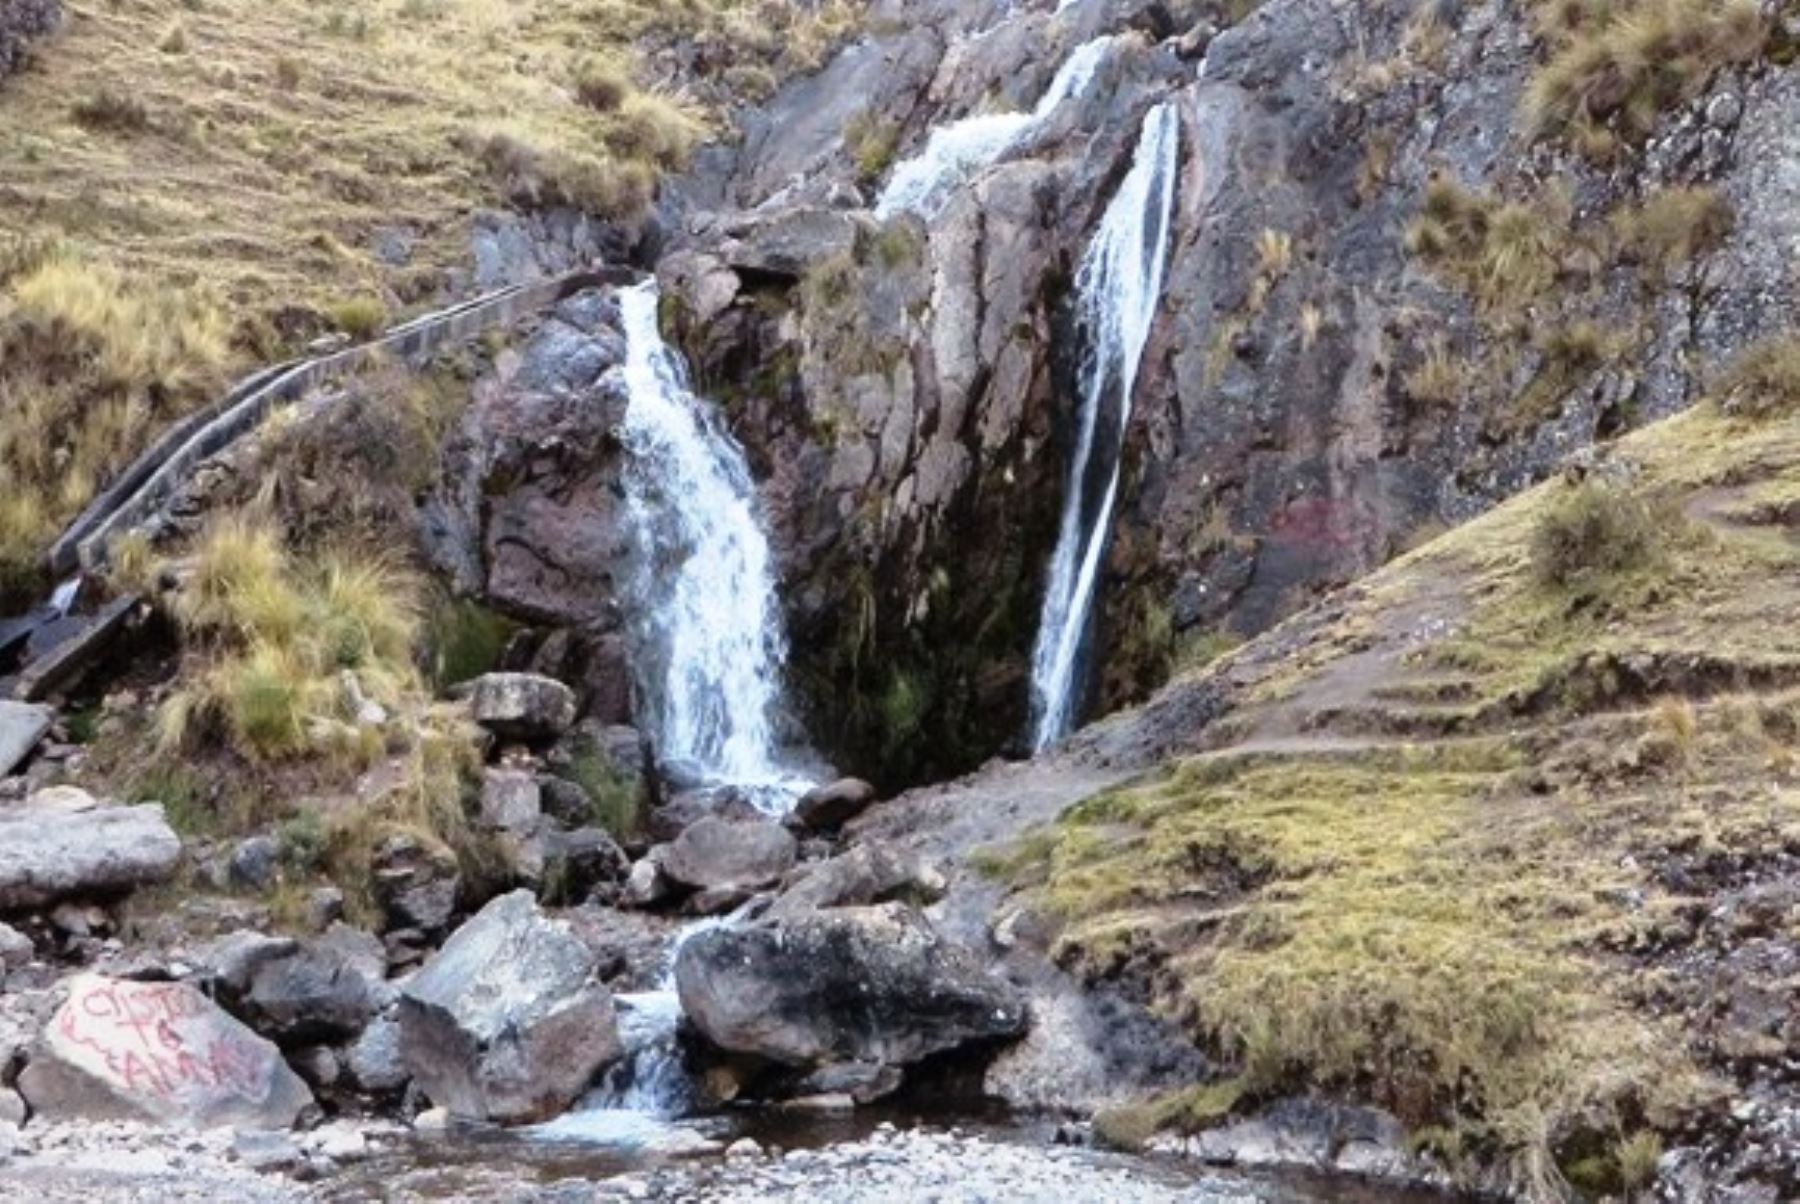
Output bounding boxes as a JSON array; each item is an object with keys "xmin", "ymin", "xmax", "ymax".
[
  {"xmin": 1028, "ymin": 102, "xmax": 1181, "ymax": 751},
  {"xmin": 615, "ymin": 283, "xmax": 812, "ymax": 811},
  {"xmin": 875, "ymin": 36, "xmax": 1112, "ymax": 221}
]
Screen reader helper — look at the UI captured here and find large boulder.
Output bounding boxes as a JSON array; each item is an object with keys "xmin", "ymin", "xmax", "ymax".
[
  {"xmin": 767, "ymin": 842, "xmax": 943, "ymax": 919},
  {"xmin": 397, "ymin": 890, "xmax": 621, "ymax": 1122},
  {"xmin": 790, "ymin": 777, "xmax": 880, "ymax": 832},
  {"xmin": 0, "ymin": 791, "xmax": 180, "ymax": 910},
  {"xmin": 17, "ymin": 974, "xmax": 312, "ymax": 1128},
  {"xmin": 469, "ymin": 673, "xmax": 577, "ymax": 743},
  {"xmin": 370, "ymin": 832, "xmax": 459, "ymax": 935},
  {"xmin": 657, "ymin": 816, "xmax": 796, "ymax": 893},
  {"xmin": 674, "ymin": 902, "xmax": 1028, "ymax": 1068}
]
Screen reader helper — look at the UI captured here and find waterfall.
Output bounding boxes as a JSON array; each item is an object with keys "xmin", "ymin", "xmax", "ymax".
[
  {"xmin": 1028, "ymin": 102, "xmax": 1181, "ymax": 750},
  {"xmin": 616, "ymin": 283, "xmax": 812, "ymax": 811},
  {"xmin": 875, "ymin": 36, "xmax": 1112, "ymax": 221}
]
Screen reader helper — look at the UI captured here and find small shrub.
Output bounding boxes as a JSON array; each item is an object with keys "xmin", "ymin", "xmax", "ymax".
[
  {"xmin": 1611, "ymin": 185, "xmax": 1733, "ymax": 271},
  {"xmin": 425, "ymin": 597, "xmax": 515, "ymax": 688},
  {"xmin": 158, "ymin": 22, "xmax": 188, "ymax": 54},
  {"xmin": 1524, "ymin": 0, "xmax": 1767, "ymax": 146},
  {"xmin": 607, "ymin": 93, "xmax": 702, "ymax": 170},
  {"xmin": 468, "ymin": 130, "xmax": 656, "ymax": 220},
  {"xmin": 1405, "ymin": 337, "xmax": 1466, "ymax": 407},
  {"xmin": 574, "ymin": 57, "xmax": 632, "ymax": 113},
  {"xmin": 274, "ymin": 55, "xmax": 302, "ymax": 90},
  {"xmin": 562, "ymin": 747, "xmax": 645, "ymax": 841},
  {"xmin": 1616, "ymin": 1130, "xmax": 1664, "ymax": 1190},
  {"xmin": 325, "ymin": 295, "xmax": 389, "ymax": 340},
  {"xmin": 842, "ymin": 111, "xmax": 899, "ymax": 184},
  {"xmin": 71, "ymin": 89, "xmax": 151, "ymax": 133},
  {"xmin": 1406, "ymin": 176, "xmax": 1569, "ymax": 312},
  {"xmin": 1529, "ymin": 480, "xmax": 1660, "ymax": 593},
  {"xmin": 1714, "ymin": 337, "xmax": 1800, "ymax": 420}
]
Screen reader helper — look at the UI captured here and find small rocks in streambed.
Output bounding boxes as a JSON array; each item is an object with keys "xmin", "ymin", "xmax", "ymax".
[
  {"xmin": 231, "ymin": 1128, "xmax": 302, "ymax": 1172},
  {"xmin": 468, "ymin": 672, "xmax": 577, "ymax": 743},
  {"xmin": 789, "ymin": 777, "xmax": 879, "ymax": 832},
  {"xmin": 0, "ymin": 789, "xmax": 181, "ymax": 910},
  {"xmin": 658, "ymin": 816, "xmax": 796, "ymax": 893},
  {"xmin": 675, "ymin": 902, "xmax": 1028, "ymax": 1070},
  {"xmin": 397, "ymin": 889, "xmax": 622, "ymax": 1123},
  {"xmin": 19, "ymin": 974, "xmax": 313, "ymax": 1128}
]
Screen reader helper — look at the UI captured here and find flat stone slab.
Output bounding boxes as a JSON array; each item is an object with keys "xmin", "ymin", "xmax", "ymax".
[
  {"xmin": 18, "ymin": 974, "xmax": 312, "ymax": 1128},
  {"xmin": 0, "ymin": 700, "xmax": 51, "ymax": 777},
  {"xmin": 0, "ymin": 794, "xmax": 181, "ymax": 910}
]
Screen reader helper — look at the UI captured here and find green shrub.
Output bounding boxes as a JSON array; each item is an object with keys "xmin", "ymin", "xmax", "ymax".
[
  {"xmin": 574, "ymin": 57, "xmax": 632, "ymax": 112},
  {"xmin": 1529, "ymin": 481, "xmax": 1660, "ymax": 593},
  {"xmin": 843, "ymin": 111, "xmax": 899, "ymax": 184},
  {"xmin": 325, "ymin": 295, "xmax": 389, "ymax": 340},
  {"xmin": 425, "ymin": 597, "xmax": 515, "ymax": 689},
  {"xmin": 71, "ymin": 89, "xmax": 150, "ymax": 133},
  {"xmin": 561, "ymin": 745, "xmax": 645, "ymax": 841}
]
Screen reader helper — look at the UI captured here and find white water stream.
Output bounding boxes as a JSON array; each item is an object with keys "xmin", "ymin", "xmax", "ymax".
[
  {"xmin": 615, "ymin": 283, "xmax": 813, "ymax": 812},
  {"xmin": 1028, "ymin": 102, "xmax": 1181, "ymax": 750},
  {"xmin": 875, "ymin": 36, "xmax": 1112, "ymax": 220}
]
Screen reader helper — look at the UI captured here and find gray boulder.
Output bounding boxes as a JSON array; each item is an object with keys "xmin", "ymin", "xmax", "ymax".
[
  {"xmin": 343, "ymin": 1013, "xmax": 408, "ymax": 1096},
  {"xmin": 469, "ymin": 673, "xmax": 577, "ymax": 744},
  {"xmin": 398, "ymin": 890, "xmax": 621, "ymax": 1122},
  {"xmin": 239, "ymin": 926, "xmax": 385, "ymax": 1044},
  {"xmin": 479, "ymin": 767, "xmax": 542, "ymax": 833},
  {"xmin": 674, "ymin": 902, "xmax": 1028, "ymax": 1068},
  {"xmin": 543, "ymin": 827, "xmax": 630, "ymax": 905},
  {"xmin": 790, "ymin": 777, "xmax": 880, "ymax": 832},
  {"xmin": 768, "ymin": 842, "xmax": 943, "ymax": 919},
  {"xmin": 18, "ymin": 974, "xmax": 312, "ymax": 1128},
  {"xmin": 0, "ymin": 791, "xmax": 180, "ymax": 910},
  {"xmin": 371, "ymin": 833, "xmax": 459, "ymax": 935},
  {"xmin": 658, "ymin": 817, "xmax": 795, "ymax": 893},
  {"xmin": 0, "ymin": 921, "xmax": 33, "ymax": 969},
  {"xmin": 0, "ymin": 701, "xmax": 50, "ymax": 779}
]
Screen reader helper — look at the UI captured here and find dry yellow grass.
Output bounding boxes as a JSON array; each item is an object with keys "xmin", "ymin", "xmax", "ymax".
[{"xmin": 0, "ymin": 0, "xmax": 863, "ymax": 597}]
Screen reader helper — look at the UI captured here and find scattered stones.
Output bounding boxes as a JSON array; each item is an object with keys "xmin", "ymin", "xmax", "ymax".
[
  {"xmin": 19, "ymin": 974, "xmax": 312, "ymax": 1128},
  {"xmin": 675, "ymin": 902, "xmax": 1028, "ymax": 1070},
  {"xmin": 230, "ymin": 1128, "xmax": 301, "ymax": 1173},
  {"xmin": 790, "ymin": 777, "xmax": 879, "ymax": 832},
  {"xmin": 469, "ymin": 673, "xmax": 577, "ymax": 743},
  {"xmin": 398, "ymin": 890, "xmax": 622, "ymax": 1122},
  {"xmin": 0, "ymin": 793, "xmax": 181, "ymax": 910},
  {"xmin": 658, "ymin": 816, "xmax": 796, "ymax": 893}
]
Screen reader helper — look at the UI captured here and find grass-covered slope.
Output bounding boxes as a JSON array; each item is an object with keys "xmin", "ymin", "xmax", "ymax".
[
  {"xmin": 0, "ymin": 0, "xmax": 859, "ymax": 596},
  {"xmin": 986, "ymin": 344, "xmax": 1800, "ymax": 1194}
]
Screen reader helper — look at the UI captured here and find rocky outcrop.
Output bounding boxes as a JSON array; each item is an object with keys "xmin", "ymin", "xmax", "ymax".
[
  {"xmin": 674, "ymin": 902, "xmax": 1027, "ymax": 1069},
  {"xmin": 0, "ymin": 790, "xmax": 180, "ymax": 910},
  {"xmin": 0, "ymin": 0, "xmax": 58, "ymax": 83},
  {"xmin": 397, "ymin": 890, "xmax": 621, "ymax": 1122},
  {"xmin": 18, "ymin": 975, "xmax": 312, "ymax": 1128}
]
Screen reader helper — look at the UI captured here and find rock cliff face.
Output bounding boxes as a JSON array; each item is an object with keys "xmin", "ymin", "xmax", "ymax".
[{"xmin": 637, "ymin": 0, "xmax": 1800, "ymax": 786}]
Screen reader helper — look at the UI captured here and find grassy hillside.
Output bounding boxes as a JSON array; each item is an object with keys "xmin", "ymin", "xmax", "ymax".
[
  {"xmin": 0, "ymin": 0, "xmax": 858, "ymax": 596},
  {"xmin": 986, "ymin": 341, "xmax": 1800, "ymax": 1195}
]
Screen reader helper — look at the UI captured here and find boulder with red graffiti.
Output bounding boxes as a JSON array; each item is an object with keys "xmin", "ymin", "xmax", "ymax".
[{"xmin": 17, "ymin": 973, "xmax": 313, "ymax": 1128}]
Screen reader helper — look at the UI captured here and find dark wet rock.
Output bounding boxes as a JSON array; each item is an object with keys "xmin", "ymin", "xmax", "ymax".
[
  {"xmin": 398, "ymin": 890, "xmax": 621, "ymax": 1122},
  {"xmin": 646, "ymin": 787, "xmax": 764, "ymax": 843},
  {"xmin": 0, "ymin": 701, "xmax": 50, "ymax": 779},
  {"xmin": 469, "ymin": 673, "xmax": 577, "ymax": 744},
  {"xmin": 194, "ymin": 931, "xmax": 300, "ymax": 997},
  {"xmin": 0, "ymin": 791, "xmax": 180, "ymax": 910},
  {"xmin": 289, "ymin": 1045, "xmax": 339, "ymax": 1090},
  {"xmin": 239, "ymin": 926, "xmax": 386, "ymax": 1045},
  {"xmin": 792, "ymin": 1060, "xmax": 904, "ymax": 1104},
  {"xmin": 371, "ymin": 833, "xmax": 460, "ymax": 936},
  {"xmin": 658, "ymin": 817, "xmax": 796, "ymax": 893},
  {"xmin": 675, "ymin": 902, "xmax": 1027, "ymax": 1069},
  {"xmin": 790, "ymin": 777, "xmax": 880, "ymax": 832},
  {"xmin": 542, "ymin": 827, "xmax": 631, "ymax": 905},
  {"xmin": 539, "ymin": 776, "xmax": 598, "ymax": 828},
  {"xmin": 19, "ymin": 974, "xmax": 313, "ymax": 1128}
]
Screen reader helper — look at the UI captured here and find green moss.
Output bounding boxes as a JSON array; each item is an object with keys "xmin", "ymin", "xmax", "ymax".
[
  {"xmin": 557, "ymin": 742, "xmax": 646, "ymax": 842},
  {"xmin": 1093, "ymin": 1079, "xmax": 1247, "ymax": 1151},
  {"xmin": 425, "ymin": 596, "xmax": 515, "ymax": 689}
]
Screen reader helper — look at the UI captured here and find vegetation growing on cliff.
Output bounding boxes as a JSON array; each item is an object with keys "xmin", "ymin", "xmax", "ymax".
[{"xmin": 987, "ymin": 381, "xmax": 1800, "ymax": 1193}]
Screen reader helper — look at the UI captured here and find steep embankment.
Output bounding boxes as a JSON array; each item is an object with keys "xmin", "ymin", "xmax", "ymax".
[{"xmin": 947, "ymin": 360, "xmax": 1800, "ymax": 1196}]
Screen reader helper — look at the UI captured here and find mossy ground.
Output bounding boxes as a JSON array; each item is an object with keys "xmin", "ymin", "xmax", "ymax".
[{"xmin": 984, "ymin": 395, "xmax": 1800, "ymax": 1195}]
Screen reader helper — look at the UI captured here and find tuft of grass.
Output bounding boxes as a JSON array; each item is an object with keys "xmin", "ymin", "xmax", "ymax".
[
  {"xmin": 425, "ymin": 596, "xmax": 516, "ymax": 689},
  {"xmin": 70, "ymin": 89, "xmax": 151, "ymax": 133},
  {"xmin": 325, "ymin": 295, "xmax": 389, "ymax": 340},
  {"xmin": 1713, "ymin": 337, "xmax": 1800, "ymax": 421},
  {"xmin": 559, "ymin": 741, "xmax": 646, "ymax": 842},
  {"xmin": 1406, "ymin": 176, "xmax": 1570, "ymax": 313},
  {"xmin": 1524, "ymin": 0, "xmax": 1767, "ymax": 148},
  {"xmin": 605, "ymin": 93, "xmax": 702, "ymax": 170},
  {"xmin": 574, "ymin": 56, "xmax": 631, "ymax": 112},
  {"xmin": 1094, "ymin": 1079, "xmax": 1247, "ymax": 1151},
  {"xmin": 1610, "ymin": 185, "xmax": 1733, "ymax": 274},
  {"xmin": 842, "ymin": 110, "xmax": 900, "ymax": 184},
  {"xmin": 468, "ymin": 128, "xmax": 658, "ymax": 220},
  {"xmin": 1528, "ymin": 480, "xmax": 1662, "ymax": 595},
  {"xmin": 158, "ymin": 22, "xmax": 189, "ymax": 54},
  {"xmin": 1404, "ymin": 337, "xmax": 1467, "ymax": 408}
]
